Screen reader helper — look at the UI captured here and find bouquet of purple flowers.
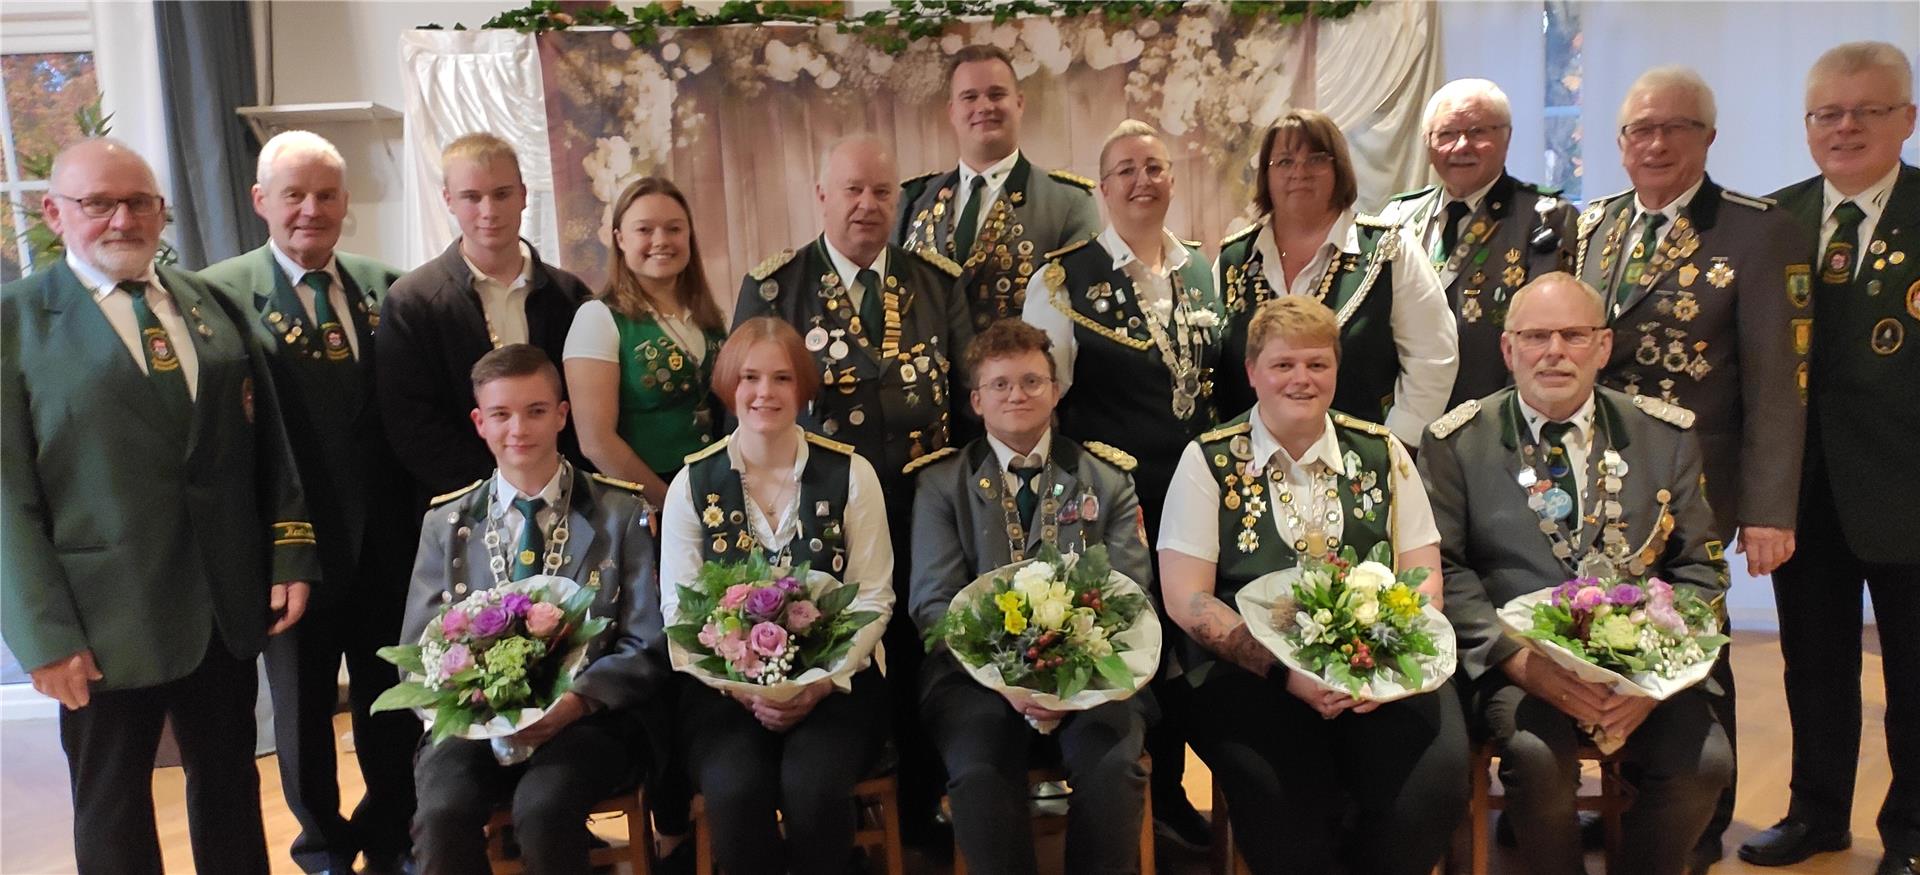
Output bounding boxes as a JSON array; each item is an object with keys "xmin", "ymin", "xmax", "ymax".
[
  {"xmin": 372, "ymin": 576, "xmax": 608, "ymax": 746},
  {"xmin": 1518, "ymin": 576, "xmax": 1727, "ymax": 680},
  {"xmin": 665, "ymin": 550, "xmax": 883, "ymax": 698}
]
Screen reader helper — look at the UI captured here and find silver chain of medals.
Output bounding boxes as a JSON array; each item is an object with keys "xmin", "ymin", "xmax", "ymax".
[
  {"xmin": 481, "ymin": 460, "xmax": 575, "ymax": 585},
  {"xmin": 1515, "ymin": 436, "xmax": 1634, "ymax": 579},
  {"xmin": 1139, "ymin": 269, "xmax": 1206, "ymax": 420},
  {"xmin": 1273, "ymin": 462, "xmax": 1342, "ymax": 557},
  {"xmin": 994, "ymin": 461, "xmax": 1059, "ymax": 563}
]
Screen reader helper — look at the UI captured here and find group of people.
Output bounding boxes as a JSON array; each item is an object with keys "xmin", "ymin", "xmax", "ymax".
[{"xmin": 1, "ymin": 33, "xmax": 1914, "ymax": 875}]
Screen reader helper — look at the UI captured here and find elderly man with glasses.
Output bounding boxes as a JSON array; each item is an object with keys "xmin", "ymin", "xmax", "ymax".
[{"xmin": 1572, "ymin": 67, "xmax": 1813, "ymax": 871}]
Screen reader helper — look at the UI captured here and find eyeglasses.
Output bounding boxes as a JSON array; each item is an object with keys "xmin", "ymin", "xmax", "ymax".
[
  {"xmin": 980, "ymin": 374, "xmax": 1054, "ymax": 396},
  {"xmin": 1619, "ymin": 119, "xmax": 1709, "ymax": 145},
  {"xmin": 1804, "ymin": 103, "xmax": 1912, "ymax": 128},
  {"xmin": 52, "ymin": 193, "xmax": 165, "ymax": 219},
  {"xmin": 1102, "ymin": 161, "xmax": 1171, "ymax": 184},
  {"xmin": 1266, "ymin": 152, "xmax": 1335, "ymax": 173},
  {"xmin": 1507, "ymin": 326, "xmax": 1607, "ymax": 350},
  {"xmin": 1426, "ymin": 124, "xmax": 1510, "ymax": 147}
]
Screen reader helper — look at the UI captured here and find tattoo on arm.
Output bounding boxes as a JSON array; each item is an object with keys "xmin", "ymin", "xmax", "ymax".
[{"xmin": 1183, "ymin": 591, "xmax": 1274, "ymax": 676}]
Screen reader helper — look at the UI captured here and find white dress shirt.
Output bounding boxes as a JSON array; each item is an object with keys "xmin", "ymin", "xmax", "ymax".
[
  {"xmin": 1630, "ymin": 175, "xmax": 1708, "ymax": 249},
  {"xmin": 269, "ymin": 239, "xmax": 361, "ymax": 358},
  {"xmin": 659, "ymin": 427, "xmax": 895, "ymax": 691},
  {"xmin": 1158, "ymin": 411, "xmax": 1439, "ymax": 562},
  {"xmin": 563, "ymin": 300, "xmax": 710, "ymax": 365},
  {"xmin": 986, "ymin": 428, "xmax": 1051, "ymax": 493},
  {"xmin": 462, "ymin": 241, "xmax": 534, "ymax": 346},
  {"xmin": 488, "ymin": 463, "xmax": 570, "ymax": 555},
  {"xmin": 1021, "ymin": 224, "xmax": 1200, "ymax": 394},
  {"xmin": 954, "ymin": 149, "xmax": 1022, "ymax": 239},
  {"xmin": 1821, "ymin": 163, "xmax": 1901, "ymax": 280},
  {"xmin": 1219, "ymin": 211, "xmax": 1459, "ymax": 445},
  {"xmin": 1516, "ymin": 392, "xmax": 1598, "ymax": 504},
  {"xmin": 69, "ymin": 251, "xmax": 199, "ymax": 399},
  {"xmin": 823, "ymin": 237, "xmax": 889, "ymax": 314}
]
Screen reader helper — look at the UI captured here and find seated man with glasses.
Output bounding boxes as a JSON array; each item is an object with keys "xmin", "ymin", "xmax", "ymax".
[
  {"xmin": 1418, "ymin": 272, "xmax": 1733, "ymax": 875},
  {"xmin": 905, "ymin": 317, "xmax": 1156, "ymax": 874}
]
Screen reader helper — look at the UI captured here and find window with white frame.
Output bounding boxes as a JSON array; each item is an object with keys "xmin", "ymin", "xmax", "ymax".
[{"xmin": 1, "ymin": 4, "xmax": 97, "ymax": 284}]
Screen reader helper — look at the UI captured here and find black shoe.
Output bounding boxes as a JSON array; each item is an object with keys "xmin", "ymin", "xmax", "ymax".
[
  {"xmin": 1686, "ymin": 836, "xmax": 1724, "ymax": 875},
  {"xmin": 1736, "ymin": 818, "xmax": 1851, "ymax": 866},
  {"xmin": 1493, "ymin": 810, "xmax": 1602, "ymax": 849},
  {"xmin": 1152, "ymin": 792, "xmax": 1212, "ymax": 853},
  {"xmin": 1875, "ymin": 852, "xmax": 1919, "ymax": 875}
]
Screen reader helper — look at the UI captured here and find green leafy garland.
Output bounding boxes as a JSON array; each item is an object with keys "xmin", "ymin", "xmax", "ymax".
[{"xmin": 430, "ymin": 1, "xmax": 1369, "ymax": 54}]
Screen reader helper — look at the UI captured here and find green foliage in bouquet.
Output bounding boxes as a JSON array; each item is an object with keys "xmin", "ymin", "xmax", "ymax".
[
  {"xmin": 926, "ymin": 544, "xmax": 1148, "ymax": 700},
  {"xmin": 662, "ymin": 549, "xmax": 884, "ymax": 685},
  {"xmin": 1276, "ymin": 541, "xmax": 1436, "ymax": 695},
  {"xmin": 1520, "ymin": 576, "xmax": 1729, "ymax": 678}
]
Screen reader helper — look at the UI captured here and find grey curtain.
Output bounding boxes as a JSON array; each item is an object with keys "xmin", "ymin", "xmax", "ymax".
[{"xmin": 154, "ymin": 0, "xmax": 264, "ymax": 268}]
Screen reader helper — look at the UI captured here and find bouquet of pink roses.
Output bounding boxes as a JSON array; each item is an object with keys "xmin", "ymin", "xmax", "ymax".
[
  {"xmin": 665, "ymin": 550, "xmax": 883, "ymax": 699},
  {"xmin": 371, "ymin": 575, "xmax": 608, "ymax": 749}
]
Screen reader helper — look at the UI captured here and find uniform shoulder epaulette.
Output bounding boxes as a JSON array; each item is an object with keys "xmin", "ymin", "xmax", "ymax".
[
  {"xmin": 1353, "ymin": 212, "xmax": 1396, "ymax": 229},
  {"xmin": 1081, "ymin": 440, "xmax": 1138, "ymax": 472},
  {"xmin": 588, "ymin": 472, "xmax": 646, "ymax": 494},
  {"xmin": 901, "ymin": 170, "xmax": 939, "ymax": 188},
  {"xmin": 1047, "ymin": 169, "xmax": 1096, "ymax": 192},
  {"xmin": 1591, "ymin": 186, "xmax": 1634, "ymax": 205},
  {"xmin": 1331, "ymin": 411, "xmax": 1392, "ymax": 438},
  {"xmin": 1426, "ymin": 399, "xmax": 1481, "ymax": 440},
  {"xmin": 1631, "ymin": 394, "xmax": 1696, "ymax": 429},
  {"xmin": 804, "ymin": 432, "xmax": 857, "ymax": 455},
  {"xmin": 1044, "ymin": 237, "xmax": 1094, "ymax": 260},
  {"xmin": 1179, "ymin": 237, "xmax": 1203, "ymax": 250},
  {"xmin": 1720, "ymin": 188, "xmax": 1776, "ymax": 211},
  {"xmin": 683, "ymin": 437, "xmax": 731, "ymax": 466},
  {"xmin": 748, "ymin": 248, "xmax": 796, "ymax": 282},
  {"xmin": 428, "ymin": 479, "xmax": 485, "ymax": 507},
  {"xmin": 907, "ymin": 247, "xmax": 963, "ymax": 278},
  {"xmin": 901, "ymin": 445, "xmax": 959, "ymax": 475},
  {"xmin": 1219, "ymin": 221, "xmax": 1260, "ymax": 246},
  {"xmin": 1387, "ymin": 185, "xmax": 1439, "ymax": 202},
  {"xmin": 1198, "ymin": 420, "xmax": 1253, "ymax": 443}
]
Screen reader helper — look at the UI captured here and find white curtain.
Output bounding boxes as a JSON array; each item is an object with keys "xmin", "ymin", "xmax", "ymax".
[
  {"xmin": 1317, "ymin": 0, "xmax": 1445, "ymax": 209},
  {"xmin": 90, "ymin": 0, "xmax": 174, "ymax": 202},
  {"xmin": 399, "ymin": 29, "xmax": 558, "ymax": 266}
]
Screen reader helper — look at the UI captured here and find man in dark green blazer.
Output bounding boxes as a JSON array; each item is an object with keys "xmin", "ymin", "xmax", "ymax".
[
  {"xmin": 1, "ymin": 138, "xmax": 318, "ymax": 874},
  {"xmin": 202, "ymin": 130, "xmax": 417, "ymax": 875},
  {"xmin": 1740, "ymin": 42, "xmax": 1920, "ymax": 875}
]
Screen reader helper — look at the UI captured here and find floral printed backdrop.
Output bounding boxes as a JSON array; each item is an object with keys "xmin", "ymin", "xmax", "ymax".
[{"xmin": 537, "ymin": 4, "xmax": 1436, "ymax": 302}]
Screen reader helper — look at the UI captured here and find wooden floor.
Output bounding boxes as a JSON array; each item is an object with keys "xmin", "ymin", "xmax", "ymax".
[{"xmin": 0, "ymin": 629, "xmax": 1896, "ymax": 874}]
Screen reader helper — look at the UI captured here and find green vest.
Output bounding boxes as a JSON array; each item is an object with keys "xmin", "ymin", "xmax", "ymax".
[
  {"xmin": 686, "ymin": 433, "xmax": 854, "ymax": 575},
  {"xmin": 611, "ymin": 310, "xmax": 722, "ymax": 477}
]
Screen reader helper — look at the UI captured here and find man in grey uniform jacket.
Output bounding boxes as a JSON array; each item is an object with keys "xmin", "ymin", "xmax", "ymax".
[{"xmin": 1419, "ymin": 272, "xmax": 1732, "ymax": 875}]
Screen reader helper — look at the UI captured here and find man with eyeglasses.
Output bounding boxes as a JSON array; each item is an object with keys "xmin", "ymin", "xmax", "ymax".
[
  {"xmin": 1376, "ymin": 78, "xmax": 1578, "ymax": 408},
  {"xmin": 1419, "ymin": 272, "xmax": 1733, "ymax": 875},
  {"xmin": 200, "ymin": 130, "xmax": 418, "ymax": 875},
  {"xmin": 1, "ymin": 138, "xmax": 318, "ymax": 873},
  {"xmin": 1741, "ymin": 41, "xmax": 1920, "ymax": 875},
  {"xmin": 905, "ymin": 317, "xmax": 1154, "ymax": 874},
  {"xmin": 896, "ymin": 44, "xmax": 1100, "ymax": 334},
  {"xmin": 1574, "ymin": 68, "xmax": 1812, "ymax": 870}
]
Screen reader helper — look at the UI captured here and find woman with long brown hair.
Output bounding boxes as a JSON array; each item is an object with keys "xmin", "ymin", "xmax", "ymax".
[{"xmin": 564, "ymin": 176, "xmax": 728, "ymax": 499}]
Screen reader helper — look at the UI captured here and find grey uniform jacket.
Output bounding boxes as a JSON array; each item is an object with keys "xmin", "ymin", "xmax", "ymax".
[
  {"xmin": 1575, "ymin": 176, "xmax": 1811, "ymax": 539},
  {"xmin": 400, "ymin": 468, "xmax": 668, "ymax": 714},
  {"xmin": 906, "ymin": 436, "xmax": 1152, "ymax": 685},
  {"xmin": 1374, "ymin": 173, "xmax": 1578, "ymax": 407},
  {"xmin": 1417, "ymin": 387, "xmax": 1729, "ymax": 683}
]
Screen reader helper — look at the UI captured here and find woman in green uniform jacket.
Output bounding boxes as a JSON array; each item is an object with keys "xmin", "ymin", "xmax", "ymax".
[{"xmin": 565, "ymin": 177, "xmax": 727, "ymax": 501}]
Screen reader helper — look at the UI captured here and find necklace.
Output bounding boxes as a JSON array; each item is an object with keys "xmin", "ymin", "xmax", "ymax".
[
  {"xmin": 481, "ymin": 461, "xmax": 575, "ymax": 584},
  {"xmin": 990, "ymin": 457, "xmax": 1059, "ymax": 563},
  {"xmin": 1274, "ymin": 462, "xmax": 1342, "ymax": 558}
]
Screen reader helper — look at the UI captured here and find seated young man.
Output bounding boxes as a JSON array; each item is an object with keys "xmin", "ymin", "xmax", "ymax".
[
  {"xmin": 906, "ymin": 318, "xmax": 1155, "ymax": 873},
  {"xmin": 402, "ymin": 344, "xmax": 672, "ymax": 874}
]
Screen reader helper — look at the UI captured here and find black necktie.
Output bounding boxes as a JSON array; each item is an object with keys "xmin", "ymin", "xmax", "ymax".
[
  {"xmin": 511, "ymin": 496, "xmax": 547, "ymax": 581},
  {"xmin": 1540, "ymin": 420, "xmax": 1580, "ymax": 523},
  {"xmin": 1011, "ymin": 463, "xmax": 1042, "ymax": 528},
  {"xmin": 1820, "ymin": 200, "xmax": 1866, "ymax": 289},
  {"xmin": 954, "ymin": 174, "xmax": 988, "ymax": 263},
  {"xmin": 121, "ymin": 280, "xmax": 193, "ymax": 437},
  {"xmin": 855, "ymin": 268, "xmax": 883, "ymax": 345},
  {"xmin": 1438, "ymin": 199, "xmax": 1471, "ymax": 261}
]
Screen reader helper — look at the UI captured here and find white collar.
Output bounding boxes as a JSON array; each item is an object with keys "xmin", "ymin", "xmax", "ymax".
[
  {"xmin": 1518, "ymin": 392, "xmax": 1598, "ymax": 446},
  {"xmin": 958, "ymin": 150, "xmax": 1021, "ymax": 193},
  {"xmin": 1633, "ymin": 176, "xmax": 1706, "ymax": 224},
  {"xmin": 1248, "ymin": 409, "xmax": 1344, "ymax": 473},
  {"xmin": 1441, "ymin": 175, "xmax": 1501, "ymax": 214},
  {"xmin": 461, "ymin": 239, "xmax": 532, "ymax": 289},
  {"xmin": 68, "ymin": 250, "xmax": 158, "ymax": 299},
  {"xmin": 987, "ymin": 428, "xmax": 1051, "ymax": 470},
  {"xmin": 1096, "ymin": 225, "xmax": 1190, "ymax": 274},
  {"xmin": 821, "ymin": 237, "xmax": 888, "ymax": 293},
  {"xmin": 490, "ymin": 462, "xmax": 568, "ymax": 517},
  {"xmin": 1822, "ymin": 163, "xmax": 1901, "ymax": 224},
  {"xmin": 1255, "ymin": 209, "xmax": 1359, "ymax": 266},
  {"xmin": 269, "ymin": 239, "xmax": 339, "ymax": 290},
  {"xmin": 724, "ymin": 425, "xmax": 813, "ymax": 475}
]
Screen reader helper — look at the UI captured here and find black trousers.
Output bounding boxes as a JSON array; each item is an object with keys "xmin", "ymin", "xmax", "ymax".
[
  {"xmin": 1132, "ymin": 459, "xmax": 1192, "ymax": 815},
  {"xmin": 1187, "ymin": 662, "xmax": 1468, "ymax": 875},
  {"xmin": 265, "ymin": 547, "xmax": 420, "ymax": 871},
  {"xmin": 678, "ymin": 669, "xmax": 887, "ymax": 875},
  {"xmin": 879, "ymin": 477, "xmax": 942, "ymax": 831},
  {"xmin": 1772, "ymin": 473, "xmax": 1920, "ymax": 855},
  {"xmin": 1475, "ymin": 678, "xmax": 1732, "ymax": 875},
  {"xmin": 411, "ymin": 710, "xmax": 645, "ymax": 875},
  {"xmin": 58, "ymin": 637, "xmax": 268, "ymax": 875},
  {"xmin": 920, "ymin": 657, "xmax": 1151, "ymax": 874}
]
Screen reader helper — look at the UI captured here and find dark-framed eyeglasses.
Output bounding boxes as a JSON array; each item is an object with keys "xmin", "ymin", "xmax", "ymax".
[
  {"xmin": 1426, "ymin": 124, "xmax": 1511, "ymax": 147},
  {"xmin": 1619, "ymin": 119, "xmax": 1709, "ymax": 145},
  {"xmin": 1506, "ymin": 326, "xmax": 1607, "ymax": 350},
  {"xmin": 1266, "ymin": 152, "xmax": 1335, "ymax": 173},
  {"xmin": 1804, "ymin": 103, "xmax": 1912, "ymax": 128},
  {"xmin": 52, "ymin": 193, "xmax": 165, "ymax": 219}
]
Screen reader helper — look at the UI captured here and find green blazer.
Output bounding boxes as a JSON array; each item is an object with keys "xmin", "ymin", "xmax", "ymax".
[{"xmin": 1, "ymin": 260, "xmax": 320, "ymax": 690}]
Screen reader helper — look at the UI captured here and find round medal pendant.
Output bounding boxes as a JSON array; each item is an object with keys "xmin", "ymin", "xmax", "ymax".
[
  {"xmin": 1516, "ymin": 469, "xmax": 1539, "ymax": 488},
  {"xmin": 828, "ymin": 340, "xmax": 850, "ymax": 360},
  {"xmin": 806, "ymin": 326, "xmax": 829, "ymax": 351},
  {"xmin": 1541, "ymin": 487, "xmax": 1574, "ymax": 520}
]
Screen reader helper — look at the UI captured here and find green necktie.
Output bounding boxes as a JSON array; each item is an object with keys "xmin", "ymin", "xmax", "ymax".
[
  {"xmin": 1540, "ymin": 420, "xmax": 1581, "ymax": 530},
  {"xmin": 855, "ymin": 268, "xmax": 883, "ymax": 345},
  {"xmin": 1011, "ymin": 463, "xmax": 1042, "ymax": 528},
  {"xmin": 511, "ymin": 496, "xmax": 548, "ymax": 581},
  {"xmin": 1615, "ymin": 212, "xmax": 1669, "ymax": 309},
  {"xmin": 954, "ymin": 174, "xmax": 987, "ymax": 263},
  {"xmin": 1819, "ymin": 200, "xmax": 1865, "ymax": 289},
  {"xmin": 121, "ymin": 280, "xmax": 193, "ymax": 437},
  {"xmin": 302, "ymin": 270, "xmax": 354, "ymax": 364}
]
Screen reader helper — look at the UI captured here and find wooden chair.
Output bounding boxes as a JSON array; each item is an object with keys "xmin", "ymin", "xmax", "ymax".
[
  {"xmin": 689, "ymin": 773, "xmax": 904, "ymax": 875},
  {"xmin": 1453, "ymin": 738, "xmax": 1634, "ymax": 874},
  {"xmin": 484, "ymin": 786, "xmax": 655, "ymax": 874},
  {"xmin": 945, "ymin": 756, "xmax": 1156, "ymax": 875}
]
